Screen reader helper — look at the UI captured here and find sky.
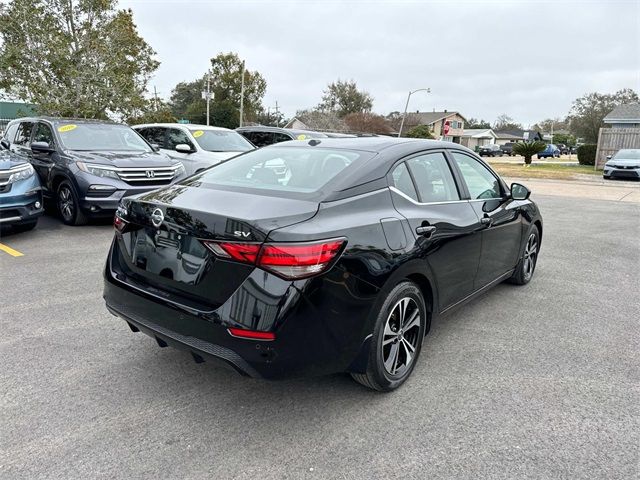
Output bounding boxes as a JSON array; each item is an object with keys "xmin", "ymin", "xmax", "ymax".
[{"xmin": 121, "ymin": 0, "xmax": 640, "ymax": 127}]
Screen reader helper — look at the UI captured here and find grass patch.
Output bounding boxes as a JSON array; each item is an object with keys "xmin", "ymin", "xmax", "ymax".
[{"xmin": 491, "ymin": 163, "xmax": 600, "ymax": 180}]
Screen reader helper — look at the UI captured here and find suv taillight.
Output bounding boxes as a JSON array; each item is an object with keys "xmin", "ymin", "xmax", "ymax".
[{"xmin": 201, "ymin": 239, "xmax": 346, "ymax": 280}]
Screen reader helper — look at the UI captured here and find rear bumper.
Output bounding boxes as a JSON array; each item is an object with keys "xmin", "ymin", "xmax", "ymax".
[{"xmin": 103, "ymin": 240, "xmax": 379, "ymax": 379}]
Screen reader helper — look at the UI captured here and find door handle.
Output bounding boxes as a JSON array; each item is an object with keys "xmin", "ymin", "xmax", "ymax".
[
  {"xmin": 480, "ymin": 216, "xmax": 493, "ymax": 227},
  {"xmin": 416, "ymin": 225, "xmax": 436, "ymax": 237}
]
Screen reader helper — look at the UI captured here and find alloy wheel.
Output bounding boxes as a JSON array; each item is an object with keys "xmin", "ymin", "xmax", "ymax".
[
  {"xmin": 58, "ymin": 186, "xmax": 74, "ymax": 222},
  {"xmin": 382, "ymin": 297, "xmax": 421, "ymax": 377},
  {"xmin": 523, "ymin": 233, "xmax": 538, "ymax": 280}
]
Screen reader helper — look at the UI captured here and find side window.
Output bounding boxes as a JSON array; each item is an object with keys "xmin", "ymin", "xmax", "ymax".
[
  {"xmin": 390, "ymin": 162, "xmax": 418, "ymax": 202},
  {"xmin": 406, "ymin": 152, "xmax": 460, "ymax": 202},
  {"xmin": 14, "ymin": 122, "xmax": 34, "ymax": 146},
  {"xmin": 166, "ymin": 128, "xmax": 194, "ymax": 150},
  {"xmin": 3, "ymin": 123, "xmax": 19, "ymax": 143},
  {"xmin": 451, "ymin": 152, "xmax": 502, "ymax": 200},
  {"xmin": 32, "ymin": 123, "xmax": 55, "ymax": 146},
  {"xmin": 273, "ymin": 132, "xmax": 292, "ymax": 143},
  {"xmin": 249, "ymin": 131, "xmax": 275, "ymax": 148},
  {"xmin": 138, "ymin": 127, "xmax": 165, "ymax": 147}
]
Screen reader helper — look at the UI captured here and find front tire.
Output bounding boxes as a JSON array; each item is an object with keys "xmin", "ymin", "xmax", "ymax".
[
  {"xmin": 509, "ymin": 225, "xmax": 540, "ymax": 285},
  {"xmin": 351, "ymin": 281, "xmax": 427, "ymax": 392},
  {"xmin": 57, "ymin": 180, "xmax": 87, "ymax": 226}
]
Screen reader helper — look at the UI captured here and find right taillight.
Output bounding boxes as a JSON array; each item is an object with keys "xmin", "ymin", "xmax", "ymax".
[{"xmin": 201, "ymin": 239, "xmax": 346, "ymax": 280}]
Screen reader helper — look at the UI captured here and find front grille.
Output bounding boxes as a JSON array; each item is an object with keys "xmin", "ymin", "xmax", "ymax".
[
  {"xmin": 116, "ymin": 166, "xmax": 179, "ymax": 186},
  {"xmin": 0, "ymin": 183, "xmax": 11, "ymax": 193},
  {"xmin": 0, "ymin": 208, "xmax": 21, "ymax": 219}
]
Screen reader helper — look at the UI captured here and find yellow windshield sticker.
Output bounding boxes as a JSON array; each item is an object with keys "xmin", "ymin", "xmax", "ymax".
[
  {"xmin": 58, "ymin": 124, "xmax": 77, "ymax": 133},
  {"xmin": 192, "ymin": 130, "xmax": 204, "ymax": 138},
  {"xmin": 296, "ymin": 134, "xmax": 306, "ymax": 140}
]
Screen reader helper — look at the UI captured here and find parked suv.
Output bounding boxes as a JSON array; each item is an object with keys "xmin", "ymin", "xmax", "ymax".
[
  {"xmin": 134, "ymin": 123, "xmax": 254, "ymax": 176},
  {"xmin": 500, "ymin": 142, "xmax": 516, "ymax": 156},
  {"xmin": 2, "ymin": 118, "xmax": 185, "ymax": 225},
  {"xmin": 236, "ymin": 126, "xmax": 327, "ymax": 148},
  {"xmin": 478, "ymin": 144, "xmax": 503, "ymax": 157},
  {"xmin": 0, "ymin": 148, "xmax": 44, "ymax": 231}
]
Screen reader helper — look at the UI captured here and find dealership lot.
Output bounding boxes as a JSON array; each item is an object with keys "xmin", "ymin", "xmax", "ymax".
[{"xmin": 1, "ymin": 194, "xmax": 638, "ymax": 479}]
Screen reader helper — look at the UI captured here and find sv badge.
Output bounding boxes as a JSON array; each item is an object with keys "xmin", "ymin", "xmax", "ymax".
[{"xmin": 234, "ymin": 231, "xmax": 251, "ymax": 238}]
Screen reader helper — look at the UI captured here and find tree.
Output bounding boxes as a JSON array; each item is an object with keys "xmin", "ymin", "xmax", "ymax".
[
  {"xmin": 344, "ymin": 112, "xmax": 392, "ymax": 134},
  {"xmin": 168, "ymin": 52, "xmax": 267, "ymax": 128},
  {"xmin": 466, "ymin": 118, "xmax": 492, "ymax": 129},
  {"xmin": 552, "ymin": 133, "xmax": 576, "ymax": 146},
  {"xmin": 404, "ymin": 125, "xmax": 434, "ymax": 139},
  {"xmin": 493, "ymin": 114, "xmax": 523, "ymax": 131},
  {"xmin": 512, "ymin": 141, "xmax": 546, "ymax": 165},
  {"xmin": 126, "ymin": 100, "xmax": 176, "ymax": 125},
  {"xmin": 317, "ymin": 80, "xmax": 373, "ymax": 117},
  {"xmin": 531, "ymin": 117, "xmax": 569, "ymax": 134},
  {"xmin": 568, "ymin": 88, "xmax": 639, "ymax": 143},
  {"xmin": 0, "ymin": 0, "xmax": 159, "ymax": 118}
]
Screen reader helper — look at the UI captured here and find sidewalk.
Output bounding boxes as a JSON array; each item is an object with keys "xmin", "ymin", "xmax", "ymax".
[{"xmin": 504, "ymin": 177, "xmax": 640, "ymax": 203}]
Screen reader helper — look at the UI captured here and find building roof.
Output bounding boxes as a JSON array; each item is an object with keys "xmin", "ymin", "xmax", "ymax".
[
  {"xmin": 604, "ymin": 103, "xmax": 640, "ymax": 123},
  {"xmin": 461, "ymin": 128, "xmax": 496, "ymax": 138},
  {"xmin": 410, "ymin": 111, "xmax": 467, "ymax": 125}
]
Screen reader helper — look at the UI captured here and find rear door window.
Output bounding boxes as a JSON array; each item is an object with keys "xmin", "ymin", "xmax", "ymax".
[
  {"xmin": 273, "ymin": 132, "xmax": 293, "ymax": 143},
  {"xmin": 390, "ymin": 163, "xmax": 419, "ymax": 201},
  {"xmin": 247, "ymin": 131, "xmax": 274, "ymax": 148},
  {"xmin": 406, "ymin": 152, "xmax": 460, "ymax": 203},
  {"xmin": 14, "ymin": 122, "xmax": 34, "ymax": 146}
]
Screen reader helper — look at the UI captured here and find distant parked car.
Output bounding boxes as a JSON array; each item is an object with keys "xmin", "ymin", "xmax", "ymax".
[
  {"xmin": 2, "ymin": 117, "xmax": 185, "ymax": 225},
  {"xmin": 0, "ymin": 148, "xmax": 44, "ymax": 231},
  {"xmin": 478, "ymin": 144, "xmax": 503, "ymax": 157},
  {"xmin": 500, "ymin": 142, "xmax": 516, "ymax": 156},
  {"xmin": 134, "ymin": 123, "xmax": 254, "ymax": 176},
  {"xmin": 236, "ymin": 126, "xmax": 327, "ymax": 148},
  {"xmin": 537, "ymin": 144, "xmax": 561, "ymax": 159},
  {"xmin": 556, "ymin": 144, "xmax": 570, "ymax": 155},
  {"xmin": 603, "ymin": 149, "xmax": 640, "ymax": 180}
]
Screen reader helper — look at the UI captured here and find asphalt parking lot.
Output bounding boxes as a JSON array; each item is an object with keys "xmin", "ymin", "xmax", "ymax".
[{"xmin": 1, "ymin": 194, "xmax": 638, "ymax": 479}]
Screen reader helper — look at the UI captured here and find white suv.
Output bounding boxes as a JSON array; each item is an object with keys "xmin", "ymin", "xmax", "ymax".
[{"xmin": 134, "ymin": 123, "xmax": 254, "ymax": 175}]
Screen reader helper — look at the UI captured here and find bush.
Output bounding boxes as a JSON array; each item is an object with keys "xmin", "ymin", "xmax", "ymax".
[
  {"xmin": 577, "ymin": 144, "xmax": 597, "ymax": 166},
  {"xmin": 404, "ymin": 125, "xmax": 434, "ymax": 139}
]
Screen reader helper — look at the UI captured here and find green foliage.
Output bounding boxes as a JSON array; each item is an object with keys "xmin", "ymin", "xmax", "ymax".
[
  {"xmin": 512, "ymin": 141, "xmax": 546, "ymax": 165},
  {"xmin": 569, "ymin": 88, "xmax": 639, "ymax": 143},
  {"xmin": 576, "ymin": 144, "xmax": 597, "ymax": 166},
  {"xmin": 404, "ymin": 125, "xmax": 434, "ymax": 139},
  {"xmin": 466, "ymin": 118, "xmax": 492, "ymax": 129},
  {"xmin": 168, "ymin": 52, "xmax": 267, "ymax": 128},
  {"xmin": 126, "ymin": 100, "xmax": 176, "ymax": 125},
  {"xmin": 531, "ymin": 118, "xmax": 569, "ymax": 134},
  {"xmin": 552, "ymin": 133, "xmax": 576, "ymax": 146},
  {"xmin": 317, "ymin": 80, "xmax": 373, "ymax": 118},
  {"xmin": 0, "ymin": 0, "xmax": 159, "ymax": 118}
]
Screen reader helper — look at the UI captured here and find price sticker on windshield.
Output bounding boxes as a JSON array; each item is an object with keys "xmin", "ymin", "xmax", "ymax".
[
  {"xmin": 192, "ymin": 130, "xmax": 204, "ymax": 138},
  {"xmin": 58, "ymin": 124, "xmax": 77, "ymax": 133}
]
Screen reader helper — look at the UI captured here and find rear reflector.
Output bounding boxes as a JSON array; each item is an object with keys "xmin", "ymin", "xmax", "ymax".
[
  {"xmin": 228, "ymin": 328, "xmax": 275, "ymax": 341},
  {"xmin": 202, "ymin": 238, "xmax": 346, "ymax": 280}
]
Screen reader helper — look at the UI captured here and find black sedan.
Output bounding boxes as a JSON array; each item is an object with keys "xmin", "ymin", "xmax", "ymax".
[
  {"xmin": 478, "ymin": 144, "xmax": 503, "ymax": 157},
  {"xmin": 103, "ymin": 138, "xmax": 543, "ymax": 391}
]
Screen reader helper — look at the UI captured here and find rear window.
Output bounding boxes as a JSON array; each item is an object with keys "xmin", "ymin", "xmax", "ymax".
[{"xmin": 188, "ymin": 146, "xmax": 370, "ymax": 196}]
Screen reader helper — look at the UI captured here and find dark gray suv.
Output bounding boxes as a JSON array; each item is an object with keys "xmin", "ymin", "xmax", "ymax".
[{"xmin": 1, "ymin": 118, "xmax": 186, "ymax": 225}]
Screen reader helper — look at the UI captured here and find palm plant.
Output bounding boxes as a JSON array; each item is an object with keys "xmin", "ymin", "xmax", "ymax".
[{"xmin": 512, "ymin": 141, "xmax": 547, "ymax": 165}]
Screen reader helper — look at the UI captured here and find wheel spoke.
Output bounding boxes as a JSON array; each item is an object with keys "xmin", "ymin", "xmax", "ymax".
[
  {"xmin": 403, "ymin": 310, "xmax": 420, "ymax": 332},
  {"xmin": 401, "ymin": 338, "xmax": 414, "ymax": 366},
  {"xmin": 384, "ymin": 342, "xmax": 400, "ymax": 374},
  {"xmin": 398, "ymin": 298, "xmax": 408, "ymax": 325}
]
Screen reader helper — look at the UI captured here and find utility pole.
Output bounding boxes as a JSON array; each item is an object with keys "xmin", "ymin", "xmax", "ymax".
[
  {"xmin": 206, "ymin": 73, "xmax": 211, "ymax": 126},
  {"xmin": 274, "ymin": 101, "xmax": 280, "ymax": 127},
  {"xmin": 239, "ymin": 61, "xmax": 245, "ymax": 127},
  {"xmin": 153, "ymin": 86, "xmax": 159, "ymax": 111},
  {"xmin": 398, "ymin": 88, "xmax": 430, "ymax": 137}
]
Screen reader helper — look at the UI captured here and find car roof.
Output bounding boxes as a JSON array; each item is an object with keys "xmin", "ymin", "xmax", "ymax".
[
  {"xmin": 133, "ymin": 123, "xmax": 234, "ymax": 132},
  {"xmin": 236, "ymin": 126, "xmax": 327, "ymax": 136},
  {"xmin": 9, "ymin": 116, "xmax": 121, "ymax": 126}
]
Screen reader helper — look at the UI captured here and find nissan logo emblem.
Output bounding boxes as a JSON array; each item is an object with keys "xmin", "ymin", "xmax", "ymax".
[
  {"xmin": 145, "ymin": 170, "xmax": 155, "ymax": 178},
  {"xmin": 151, "ymin": 208, "xmax": 164, "ymax": 228}
]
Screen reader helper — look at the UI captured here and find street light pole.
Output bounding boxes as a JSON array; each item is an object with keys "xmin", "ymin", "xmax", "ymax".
[
  {"xmin": 398, "ymin": 88, "xmax": 431, "ymax": 138},
  {"xmin": 239, "ymin": 61, "xmax": 245, "ymax": 127},
  {"xmin": 206, "ymin": 72, "xmax": 211, "ymax": 126}
]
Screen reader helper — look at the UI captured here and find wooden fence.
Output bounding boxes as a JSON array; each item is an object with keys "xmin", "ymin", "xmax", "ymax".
[{"xmin": 595, "ymin": 127, "xmax": 640, "ymax": 169}]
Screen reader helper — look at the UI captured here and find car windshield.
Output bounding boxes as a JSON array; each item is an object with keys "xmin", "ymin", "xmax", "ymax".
[
  {"xmin": 189, "ymin": 129, "xmax": 254, "ymax": 152},
  {"xmin": 613, "ymin": 149, "xmax": 640, "ymax": 160},
  {"xmin": 187, "ymin": 146, "xmax": 370, "ymax": 195},
  {"xmin": 57, "ymin": 123, "xmax": 151, "ymax": 152}
]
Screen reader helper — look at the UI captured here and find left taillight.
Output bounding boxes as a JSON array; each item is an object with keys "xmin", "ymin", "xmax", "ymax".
[
  {"xmin": 114, "ymin": 205, "xmax": 129, "ymax": 233},
  {"xmin": 201, "ymin": 238, "xmax": 346, "ymax": 280}
]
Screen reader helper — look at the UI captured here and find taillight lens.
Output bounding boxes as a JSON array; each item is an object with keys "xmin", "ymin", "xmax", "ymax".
[
  {"xmin": 113, "ymin": 215, "xmax": 128, "ymax": 233},
  {"xmin": 202, "ymin": 239, "xmax": 346, "ymax": 280}
]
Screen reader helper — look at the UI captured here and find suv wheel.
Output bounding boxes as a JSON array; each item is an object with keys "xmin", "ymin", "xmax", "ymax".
[
  {"xmin": 351, "ymin": 281, "xmax": 426, "ymax": 391},
  {"xmin": 57, "ymin": 181, "xmax": 87, "ymax": 226}
]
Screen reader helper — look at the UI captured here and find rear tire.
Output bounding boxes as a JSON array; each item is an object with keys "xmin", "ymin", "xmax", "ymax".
[
  {"xmin": 508, "ymin": 225, "xmax": 540, "ymax": 285},
  {"xmin": 57, "ymin": 180, "xmax": 87, "ymax": 226},
  {"xmin": 351, "ymin": 281, "xmax": 427, "ymax": 392}
]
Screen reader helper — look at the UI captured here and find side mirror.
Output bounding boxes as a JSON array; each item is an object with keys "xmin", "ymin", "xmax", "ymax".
[
  {"xmin": 31, "ymin": 141, "xmax": 54, "ymax": 153},
  {"xmin": 511, "ymin": 182, "xmax": 531, "ymax": 201},
  {"xmin": 606, "ymin": 155, "xmax": 612, "ymax": 160},
  {"xmin": 175, "ymin": 143, "xmax": 194, "ymax": 154},
  {"xmin": 0, "ymin": 138, "xmax": 9, "ymax": 150}
]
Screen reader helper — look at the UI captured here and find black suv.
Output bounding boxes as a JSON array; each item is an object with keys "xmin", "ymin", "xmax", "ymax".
[
  {"xmin": 236, "ymin": 126, "xmax": 327, "ymax": 148},
  {"xmin": 1, "ymin": 118, "xmax": 185, "ymax": 225}
]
